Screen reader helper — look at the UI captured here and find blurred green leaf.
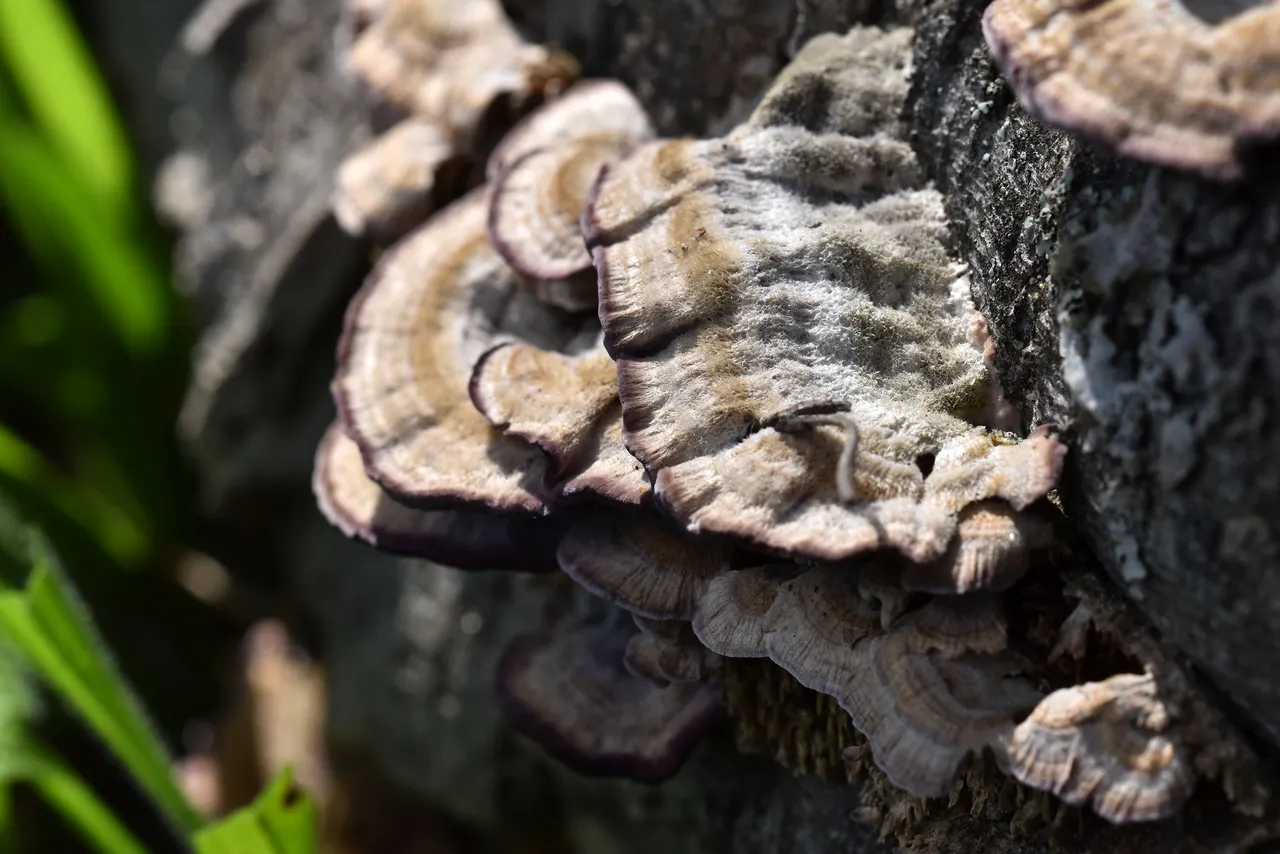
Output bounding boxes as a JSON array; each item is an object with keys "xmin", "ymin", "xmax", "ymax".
[
  {"xmin": 0, "ymin": 424, "xmax": 147, "ymax": 567},
  {"xmin": 0, "ymin": 642, "xmax": 145, "ymax": 854},
  {"xmin": 192, "ymin": 768, "xmax": 318, "ymax": 854},
  {"xmin": 12, "ymin": 748, "xmax": 149, "ymax": 854},
  {"xmin": 0, "ymin": 0, "xmax": 134, "ymax": 218},
  {"xmin": 0, "ymin": 122, "xmax": 167, "ymax": 358},
  {"xmin": 0, "ymin": 521, "xmax": 201, "ymax": 835}
]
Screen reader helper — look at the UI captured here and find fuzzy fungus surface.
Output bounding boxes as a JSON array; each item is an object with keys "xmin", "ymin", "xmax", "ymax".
[
  {"xmin": 836, "ymin": 618, "xmax": 1041, "ymax": 799},
  {"xmin": 333, "ymin": 188, "xmax": 583, "ymax": 512},
  {"xmin": 585, "ymin": 26, "xmax": 1065, "ymax": 563},
  {"xmin": 332, "ymin": 119, "xmax": 457, "ymax": 240},
  {"xmin": 347, "ymin": 0, "xmax": 575, "ymax": 128},
  {"xmin": 900, "ymin": 500, "xmax": 1055, "ymax": 595},
  {"xmin": 983, "ymin": 0, "xmax": 1280, "ymax": 180}
]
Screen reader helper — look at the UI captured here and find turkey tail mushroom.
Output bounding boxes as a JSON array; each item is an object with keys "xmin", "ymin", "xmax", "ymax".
[{"xmin": 496, "ymin": 603, "xmax": 722, "ymax": 783}]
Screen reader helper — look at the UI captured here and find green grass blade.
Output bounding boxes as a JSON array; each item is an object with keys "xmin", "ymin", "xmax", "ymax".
[
  {"xmin": 0, "ymin": 0, "xmax": 134, "ymax": 218},
  {"xmin": 0, "ymin": 122, "xmax": 167, "ymax": 357},
  {"xmin": 25, "ymin": 750, "xmax": 149, "ymax": 854},
  {"xmin": 0, "ymin": 645, "xmax": 146, "ymax": 854},
  {"xmin": 192, "ymin": 769, "xmax": 317, "ymax": 854},
  {"xmin": 0, "ymin": 529, "xmax": 200, "ymax": 834}
]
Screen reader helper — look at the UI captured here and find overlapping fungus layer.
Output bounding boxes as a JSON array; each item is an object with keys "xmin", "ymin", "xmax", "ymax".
[{"xmin": 314, "ymin": 12, "xmax": 1266, "ymax": 827}]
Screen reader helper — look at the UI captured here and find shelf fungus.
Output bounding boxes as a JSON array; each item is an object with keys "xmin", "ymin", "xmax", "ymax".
[
  {"xmin": 346, "ymin": 0, "xmax": 575, "ymax": 127},
  {"xmin": 333, "ymin": 188, "xmax": 584, "ymax": 512},
  {"xmin": 899, "ymin": 500, "xmax": 1056, "ymax": 595},
  {"xmin": 334, "ymin": 0, "xmax": 577, "ymax": 238},
  {"xmin": 836, "ymin": 608, "xmax": 1042, "ymax": 798},
  {"xmin": 691, "ymin": 566, "xmax": 799, "ymax": 658},
  {"xmin": 693, "ymin": 561, "xmax": 1039, "ymax": 798},
  {"xmin": 487, "ymin": 81, "xmax": 655, "ymax": 281},
  {"xmin": 625, "ymin": 617, "xmax": 722, "ymax": 687},
  {"xmin": 333, "ymin": 119, "xmax": 459, "ymax": 241},
  {"xmin": 556, "ymin": 512, "xmax": 732, "ymax": 620},
  {"xmin": 496, "ymin": 603, "xmax": 722, "ymax": 783},
  {"xmin": 585, "ymin": 26, "xmax": 1066, "ymax": 565},
  {"xmin": 982, "ymin": 0, "xmax": 1280, "ymax": 180},
  {"xmin": 760, "ymin": 568, "xmax": 883, "ymax": 698},
  {"xmin": 312, "ymin": 423, "xmax": 561, "ymax": 571},
  {"xmin": 469, "ymin": 340, "xmax": 649, "ymax": 504},
  {"xmin": 996, "ymin": 673, "xmax": 1195, "ymax": 822}
]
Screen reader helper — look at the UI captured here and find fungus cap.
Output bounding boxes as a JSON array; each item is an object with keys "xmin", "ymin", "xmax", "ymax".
[
  {"xmin": 496, "ymin": 606, "xmax": 722, "ymax": 783},
  {"xmin": 982, "ymin": 0, "xmax": 1280, "ymax": 180},
  {"xmin": 487, "ymin": 81, "xmax": 655, "ymax": 279},
  {"xmin": 624, "ymin": 619, "xmax": 720, "ymax": 686},
  {"xmin": 333, "ymin": 188, "xmax": 580, "ymax": 512},
  {"xmin": 332, "ymin": 119, "xmax": 455, "ymax": 240},
  {"xmin": 469, "ymin": 340, "xmax": 649, "ymax": 503},
  {"xmin": 838, "ymin": 632, "xmax": 1041, "ymax": 797},
  {"xmin": 312, "ymin": 424, "xmax": 560, "ymax": 571},
  {"xmin": 761, "ymin": 567, "xmax": 882, "ymax": 697},
  {"xmin": 586, "ymin": 27, "xmax": 1066, "ymax": 563},
  {"xmin": 996, "ymin": 672, "xmax": 1195, "ymax": 822},
  {"xmin": 892, "ymin": 593, "xmax": 1008, "ymax": 659},
  {"xmin": 900, "ymin": 500, "xmax": 1055, "ymax": 594},
  {"xmin": 346, "ymin": 0, "xmax": 575, "ymax": 130}
]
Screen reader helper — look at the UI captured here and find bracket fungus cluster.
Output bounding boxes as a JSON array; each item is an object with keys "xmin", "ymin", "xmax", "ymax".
[
  {"xmin": 982, "ymin": 0, "xmax": 1280, "ymax": 180},
  {"xmin": 312, "ymin": 19, "xmax": 1262, "ymax": 830},
  {"xmin": 333, "ymin": 0, "xmax": 577, "ymax": 239}
]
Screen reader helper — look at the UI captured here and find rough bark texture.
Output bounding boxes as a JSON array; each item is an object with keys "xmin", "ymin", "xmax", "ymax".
[{"xmin": 158, "ymin": 0, "xmax": 1280, "ymax": 849}]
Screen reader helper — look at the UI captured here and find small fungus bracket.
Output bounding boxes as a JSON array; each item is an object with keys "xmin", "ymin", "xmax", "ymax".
[
  {"xmin": 983, "ymin": 0, "xmax": 1280, "ymax": 180},
  {"xmin": 495, "ymin": 597, "xmax": 722, "ymax": 783}
]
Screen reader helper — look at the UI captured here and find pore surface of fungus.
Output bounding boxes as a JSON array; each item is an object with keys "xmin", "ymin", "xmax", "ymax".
[
  {"xmin": 586, "ymin": 26, "xmax": 1065, "ymax": 563},
  {"xmin": 997, "ymin": 672, "xmax": 1196, "ymax": 822},
  {"xmin": 691, "ymin": 565, "xmax": 799, "ymax": 658},
  {"xmin": 334, "ymin": 188, "xmax": 582, "ymax": 512},
  {"xmin": 837, "ymin": 624, "xmax": 1042, "ymax": 797},
  {"xmin": 982, "ymin": 0, "xmax": 1280, "ymax": 180},
  {"xmin": 487, "ymin": 81, "xmax": 655, "ymax": 280},
  {"xmin": 313, "ymin": 424, "xmax": 561, "ymax": 571},
  {"xmin": 624, "ymin": 618, "xmax": 721, "ymax": 686},
  {"xmin": 496, "ymin": 604, "xmax": 722, "ymax": 783},
  {"xmin": 556, "ymin": 512, "xmax": 732, "ymax": 619}
]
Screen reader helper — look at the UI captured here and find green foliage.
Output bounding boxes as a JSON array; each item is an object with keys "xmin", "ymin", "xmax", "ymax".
[
  {"xmin": 0, "ymin": 513, "xmax": 200, "ymax": 835},
  {"xmin": 192, "ymin": 769, "xmax": 318, "ymax": 854},
  {"xmin": 0, "ymin": 0, "xmax": 192, "ymax": 582},
  {"xmin": 0, "ymin": 645, "xmax": 146, "ymax": 854},
  {"xmin": 0, "ymin": 0, "xmax": 134, "ymax": 219},
  {"xmin": 0, "ymin": 508, "xmax": 318, "ymax": 852},
  {"xmin": 0, "ymin": 2, "xmax": 319, "ymax": 851}
]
